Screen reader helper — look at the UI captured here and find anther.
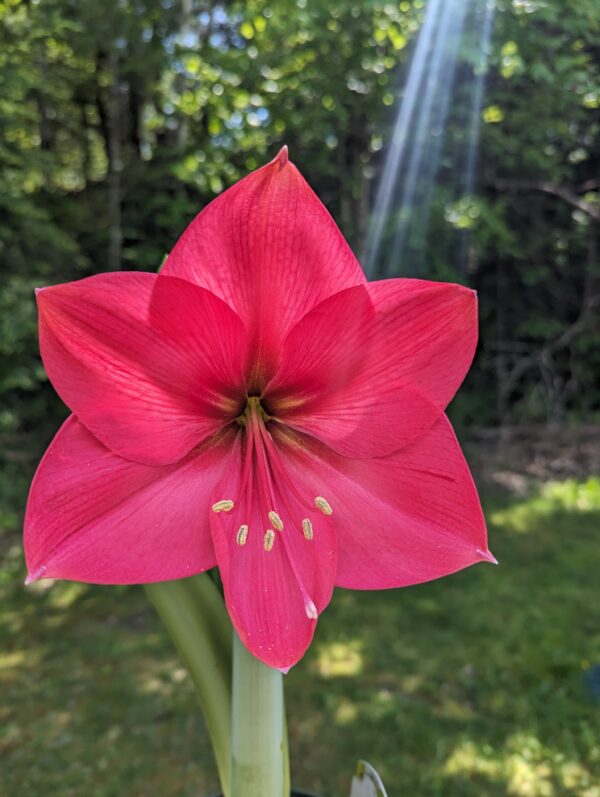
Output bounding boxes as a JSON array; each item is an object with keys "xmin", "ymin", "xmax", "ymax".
[
  {"xmin": 212, "ymin": 500, "xmax": 234, "ymax": 513},
  {"xmin": 264, "ymin": 529, "xmax": 275, "ymax": 552},
  {"xmin": 268, "ymin": 511, "xmax": 284, "ymax": 531},
  {"xmin": 314, "ymin": 496, "xmax": 333, "ymax": 516},
  {"xmin": 302, "ymin": 518, "xmax": 313, "ymax": 540},
  {"xmin": 236, "ymin": 525, "xmax": 249, "ymax": 546}
]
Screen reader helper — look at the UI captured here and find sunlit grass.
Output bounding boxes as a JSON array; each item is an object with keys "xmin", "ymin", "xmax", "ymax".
[
  {"xmin": 443, "ymin": 735, "xmax": 600, "ymax": 797},
  {"xmin": 1, "ymin": 478, "xmax": 599, "ymax": 796},
  {"xmin": 488, "ymin": 477, "xmax": 600, "ymax": 532},
  {"xmin": 314, "ymin": 640, "xmax": 364, "ymax": 679}
]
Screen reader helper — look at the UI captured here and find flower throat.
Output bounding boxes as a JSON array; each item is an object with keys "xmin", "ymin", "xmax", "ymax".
[{"xmin": 210, "ymin": 395, "xmax": 333, "ymax": 619}]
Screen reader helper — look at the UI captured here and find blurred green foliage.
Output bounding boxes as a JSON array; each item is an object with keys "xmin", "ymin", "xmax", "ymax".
[
  {"xmin": 2, "ymin": 479, "xmax": 599, "ymax": 795},
  {"xmin": 0, "ymin": 0, "xmax": 599, "ymax": 451}
]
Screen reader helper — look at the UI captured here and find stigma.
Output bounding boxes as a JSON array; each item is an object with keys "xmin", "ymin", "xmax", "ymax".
[{"xmin": 305, "ymin": 598, "xmax": 318, "ymax": 620}]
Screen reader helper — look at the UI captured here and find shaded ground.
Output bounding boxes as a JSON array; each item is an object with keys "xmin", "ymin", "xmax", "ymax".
[
  {"xmin": 1, "ymin": 429, "xmax": 599, "ymax": 796},
  {"xmin": 466, "ymin": 424, "xmax": 600, "ymax": 493}
]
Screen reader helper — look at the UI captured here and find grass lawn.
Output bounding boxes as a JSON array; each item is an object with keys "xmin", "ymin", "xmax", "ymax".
[{"xmin": 1, "ymin": 476, "xmax": 599, "ymax": 796}]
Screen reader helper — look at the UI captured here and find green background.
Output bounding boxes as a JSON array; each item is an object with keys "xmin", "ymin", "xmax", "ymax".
[{"xmin": 1, "ymin": 0, "xmax": 599, "ymax": 794}]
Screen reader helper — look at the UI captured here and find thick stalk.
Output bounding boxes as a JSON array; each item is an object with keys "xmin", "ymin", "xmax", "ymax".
[
  {"xmin": 231, "ymin": 631, "xmax": 286, "ymax": 797},
  {"xmin": 145, "ymin": 575, "xmax": 233, "ymax": 797}
]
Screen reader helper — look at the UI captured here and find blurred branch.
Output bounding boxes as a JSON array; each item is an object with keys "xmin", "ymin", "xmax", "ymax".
[
  {"xmin": 493, "ymin": 178, "xmax": 600, "ymax": 221},
  {"xmin": 106, "ymin": 50, "xmax": 123, "ymax": 271},
  {"xmin": 579, "ymin": 179, "xmax": 600, "ymax": 192},
  {"xmin": 497, "ymin": 288, "xmax": 600, "ymax": 415}
]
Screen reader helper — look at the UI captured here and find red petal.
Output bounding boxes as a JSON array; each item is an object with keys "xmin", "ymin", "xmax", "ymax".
[
  {"xmin": 38, "ymin": 272, "xmax": 247, "ymax": 465},
  {"xmin": 209, "ymin": 432, "xmax": 338, "ymax": 670},
  {"xmin": 273, "ymin": 415, "xmax": 490, "ymax": 590},
  {"xmin": 366, "ymin": 278, "xmax": 479, "ymax": 408},
  {"xmin": 24, "ymin": 416, "xmax": 234, "ymax": 584},
  {"xmin": 265, "ymin": 285, "xmax": 375, "ymax": 400},
  {"xmin": 269, "ymin": 279, "xmax": 477, "ymax": 457},
  {"xmin": 161, "ymin": 151, "xmax": 365, "ymax": 386}
]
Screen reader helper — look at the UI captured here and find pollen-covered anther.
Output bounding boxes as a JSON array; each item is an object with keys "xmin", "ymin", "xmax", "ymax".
[
  {"xmin": 264, "ymin": 529, "xmax": 275, "ymax": 552},
  {"xmin": 314, "ymin": 496, "xmax": 333, "ymax": 516},
  {"xmin": 236, "ymin": 525, "xmax": 249, "ymax": 546},
  {"xmin": 212, "ymin": 499, "xmax": 234, "ymax": 513},
  {"xmin": 302, "ymin": 518, "xmax": 313, "ymax": 540},
  {"xmin": 268, "ymin": 510, "xmax": 284, "ymax": 531}
]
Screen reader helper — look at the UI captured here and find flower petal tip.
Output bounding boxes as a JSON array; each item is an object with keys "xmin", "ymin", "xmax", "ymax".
[
  {"xmin": 276, "ymin": 144, "xmax": 289, "ymax": 168},
  {"xmin": 476, "ymin": 548, "xmax": 498, "ymax": 565},
  {"xmin": 24, "ymin": 566, "xmax": 47, "ymax": 585},
  {"xmin": 458, "ymin": 285, "xmax": 477, "ymax": 302},
  {"xmin": 277, "ymin": 664, "xmax": 292, "ymax": 675},
  {"xmin": 35, "ymin": 286, "xmax": 53, "ymax": 307}
]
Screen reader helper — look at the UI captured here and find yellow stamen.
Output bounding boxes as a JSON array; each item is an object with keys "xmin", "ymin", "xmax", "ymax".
[
  {"xmin": 268, "ymin": 511, "xmax": 283, "ymax": 531},
  {"xmin": 314, "ymin": 496, "xmax": 333, "ymax": 516},
  {"xmin": 211, "ymin": 499, "xmax": 234, "ymax": 513},
  {"xmin": 236, "ymin": 525, "xmax": 249, "ymax": 546},
  {"xmin": 302, "ymin": 518, "xmax": 314, "ymax": 540},
  {"xmin": 264, "ymin": 529, "xmax": 275, "ymax": 552}
]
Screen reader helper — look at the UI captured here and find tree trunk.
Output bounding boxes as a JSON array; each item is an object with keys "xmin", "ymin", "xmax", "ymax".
[{"xmin": 107, "ymin": 50, "xmax": 123, "ymax": 271}]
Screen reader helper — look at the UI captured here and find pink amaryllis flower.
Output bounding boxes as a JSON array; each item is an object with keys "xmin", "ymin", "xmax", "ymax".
[{"xmin": 25, "ymin": 147, "xmax": 494, "ymax": 669}]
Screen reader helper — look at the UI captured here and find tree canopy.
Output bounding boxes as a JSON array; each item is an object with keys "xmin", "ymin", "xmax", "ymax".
[{"xmin": 1, "ymin": 0, "xmax": 598, "ymax": 450}]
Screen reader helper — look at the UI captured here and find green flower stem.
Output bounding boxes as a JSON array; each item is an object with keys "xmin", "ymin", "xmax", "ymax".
[
  {"xmin": 231, "ymin": 630, "xmax": 288, "ymax": 797},
  {"xmin": 145, "ymin": 574, "xmax": 233, "ymax": 797}
]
